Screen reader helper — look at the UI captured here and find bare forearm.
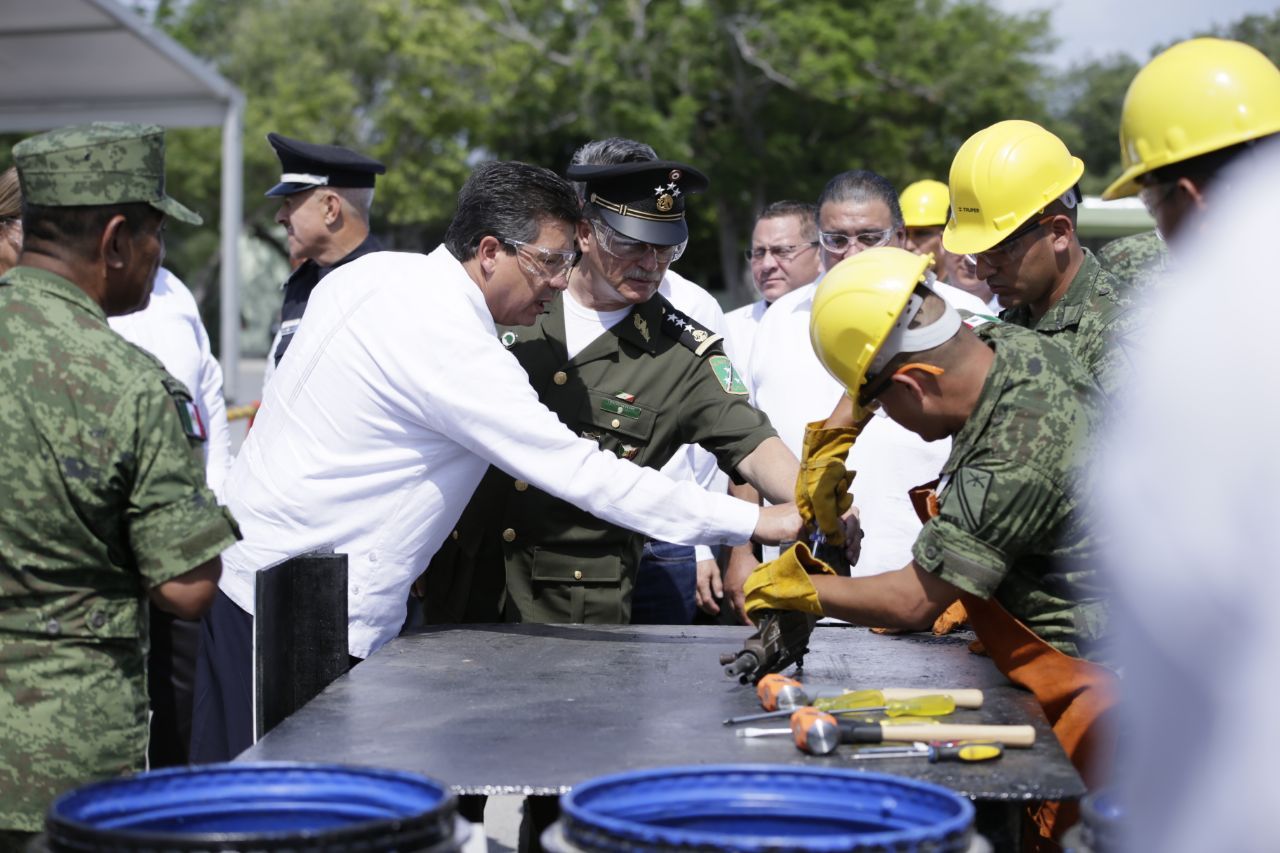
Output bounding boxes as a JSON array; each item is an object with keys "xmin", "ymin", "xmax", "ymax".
[
  {"xmin": 735, "ymin": 436, "xmax": 800, "ymax": 506},
  {"xmin": 810, "ymin": 561, "xmax": 958, "ymax": 630}
]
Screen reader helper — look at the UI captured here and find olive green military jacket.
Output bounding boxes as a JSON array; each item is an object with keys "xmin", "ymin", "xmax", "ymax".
[
  {"xmin": 1001, "ymin": 250, "xmax": 1133, "ymax": 397},
  {"xmin": 424, "ymin": 292, "xmax": 775, "ymax": 625},
  {"xmin": 0, "ymin": 267, "xmax": 240, "ymax": 831},
  {"xmin": 912, "ymin": 323, "xmax": 1107, "ymax": 662}
]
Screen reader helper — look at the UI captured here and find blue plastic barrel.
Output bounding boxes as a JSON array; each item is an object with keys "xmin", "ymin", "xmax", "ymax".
[
  {"xmin": 43, "ymin": 762, "xmax": 466, "ymax": 852},
  {"xmin": 544, "ymin": 764, "xmax": 978, "ymax": 853},
  {"xmin": 1062, "ymin": 788, "xmax": 1123, "ymax": 853}
]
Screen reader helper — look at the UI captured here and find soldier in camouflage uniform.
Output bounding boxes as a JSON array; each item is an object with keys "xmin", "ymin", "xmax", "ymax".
[
  {"xmin": 751, "ymin": 248, "xmax": 1116, "ymax": 842},
  {"xmin": 942, "ymin": 121, "xmax": 1133, "ymax": 397},
  {"xmin": 0, "ymin": 123, "xmax": 240, "ymax": 844},
  {"xmin": 1098, "ymin": 229, "xmax": 1168, "ymax": 296}
]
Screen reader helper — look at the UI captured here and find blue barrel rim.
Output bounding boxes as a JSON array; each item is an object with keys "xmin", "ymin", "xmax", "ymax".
[
  {"xmin": 45, "ymin": 761, "xmax": 458, "ymax": 852},
  {"xmin": 559, "ymin": 764, "xmax": 975, "ymax": 853}
]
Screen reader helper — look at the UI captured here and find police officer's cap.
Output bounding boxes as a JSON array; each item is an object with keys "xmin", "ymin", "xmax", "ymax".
[
  {"xmin": 265, "ymin": 133, "xmax": 386, "ymax": 197},
  {"xmin": 567, "ymin": 159, "xmax": 709, "ymax": 246}
]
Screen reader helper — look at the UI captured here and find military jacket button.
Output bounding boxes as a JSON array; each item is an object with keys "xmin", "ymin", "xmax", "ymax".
[
  {"xmin": 502, "ymin": 528, "xmax": 517, "ymax": 542},
  {"xmin": 90, "ymin": 611, "xmax": 106, "ymax": 629},
  {"xmin": 553, "ymin": 371, "xmax": 568, "ymax": 385},
  {"xmin": 573, "ymin": 570, "xmax": 583, "ymax": 580},
  {"xmin": 514, "ymin": 480, "xmax": 529, "ymax": 491},
  {"xmin": 451, "ymin": 529, "xmax": 460, "ymax": 540},
  {"xmin": 610, "ymin": 418, "xmax": 621, "ymax": 428},
  {"xmin": 45, "ymin": 619, "xmax": 60, "ymax": 636}
]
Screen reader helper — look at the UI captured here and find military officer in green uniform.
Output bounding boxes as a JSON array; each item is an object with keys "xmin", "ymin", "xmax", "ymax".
[
  {"xmin": 0, "ymin": 123, "xmax": 240, "ymax": 846},
  {"xmin": 424, "ymin": 148, "xmax": 799, "ymax": 626},
  {"xmin": 943, "ymin": 120, "xmax": 1134, "ymax": 396}
]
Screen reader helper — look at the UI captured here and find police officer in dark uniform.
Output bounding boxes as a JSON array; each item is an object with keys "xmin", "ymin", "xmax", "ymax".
[{"xmin": 263, "ymin": 133, "xmax": 385, "ymax": 386}]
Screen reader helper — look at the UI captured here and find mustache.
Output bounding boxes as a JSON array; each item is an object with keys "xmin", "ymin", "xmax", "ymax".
[{"xmin": 624, "ymin": 268, "xmax": 663, "ymax": 283}]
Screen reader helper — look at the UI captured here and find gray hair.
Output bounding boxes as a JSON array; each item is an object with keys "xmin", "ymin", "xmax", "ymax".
[
  {"xmin": 332, "ymin": 186, "xmax": 374, "ymax": 221},
  {"xmin": 757, "ymin": 200, "xmax": 818, "ymax": 242},
  {"xmin": 568, "ymin": 137, "xmax": 658, "ymax": 202}
]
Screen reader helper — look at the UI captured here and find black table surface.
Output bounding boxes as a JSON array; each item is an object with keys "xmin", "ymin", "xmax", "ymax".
[{"xmin": 239, "ymin": 623, "xmax": 1085, "ymax": 802}]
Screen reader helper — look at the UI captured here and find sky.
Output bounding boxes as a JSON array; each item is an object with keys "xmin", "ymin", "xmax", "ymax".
[{"xmin": 994, "ymin": 0, "xmax": 1280, "ymax": 67}]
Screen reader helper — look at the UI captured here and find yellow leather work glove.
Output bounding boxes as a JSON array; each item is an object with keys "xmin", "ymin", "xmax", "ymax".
[
  {"xmin": 743, "ymin": 543, "xmax": 837, "ymax": 620},
  {"xmin": 795, "ymin": 420, "xmax": 860, "ymax": 544},
  {"xmin": 931, "ymin": 600, "xmax": 969, "ymax": 635}
]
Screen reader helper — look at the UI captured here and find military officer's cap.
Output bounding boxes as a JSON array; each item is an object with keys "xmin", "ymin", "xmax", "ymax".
[
  {"xmin": 265, "ymin": 132, "xmax": 386, "ymax": 197},
  {"xmin": 12, "ymin": 122, "xmax": 202, "ymax": 225},
  {"xmin": 567, "ymin": 159, "xmax": 709, "ymax": 246}
]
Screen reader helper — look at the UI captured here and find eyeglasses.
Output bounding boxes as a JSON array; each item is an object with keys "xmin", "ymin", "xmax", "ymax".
[
  {"xmin": 745, "ymin": 242, "xmax": 819, "ymax": 263},
  {"xmin": 1138, "ymin": 181, "xmax": 1178, "ymax": 217},
  {"xmin": 501, "ymin": 238, "xmax": 580, "ymax": 280},
  {"xmin": 590, "ymin": 219, "xmax": 686, "ymax": 265},
  {"xmin": 817, "ymin": 228, "xmax": 894, "ymax": 254},
  {"xmin": 964, "ymin": 216, "xmax": 1052, "ymax": 267}
]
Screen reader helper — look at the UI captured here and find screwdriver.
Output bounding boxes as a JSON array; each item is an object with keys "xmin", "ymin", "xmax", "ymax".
[
  {"xmin": 789, "ymin": 707, "xmax": 1035, "ymax": 756},
  {"xmin": 723, "ymin": 693, "xmax": 955, "ymax": 725},
  {"xmin": 755, "ymin": 673, "xmax": 984, "ymax": 712},
  {"xmin": 737, "ymin": 718, "xmax": 941, "ymax": 738},
  {"xmin": 850, "ymin": 740, "xmax": 1005, "ymax": 764}
]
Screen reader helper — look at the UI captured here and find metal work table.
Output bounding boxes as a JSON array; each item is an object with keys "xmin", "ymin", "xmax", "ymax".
[{"xmin": 241, "ymin": 623, "xmax": 1083, "ymax": 807}]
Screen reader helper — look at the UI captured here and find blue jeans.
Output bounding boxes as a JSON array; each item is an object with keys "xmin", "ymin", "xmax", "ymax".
[{"xmin": 630, "ymin": 540, "xmax": 698, "ymax": 625}]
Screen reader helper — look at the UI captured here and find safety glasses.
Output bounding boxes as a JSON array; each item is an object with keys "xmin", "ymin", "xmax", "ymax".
[{"xmin": 501, "ymin": 237, "xmax": 580, "ymax": 280}]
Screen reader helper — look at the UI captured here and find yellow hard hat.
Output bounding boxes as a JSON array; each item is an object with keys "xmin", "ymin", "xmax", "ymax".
[
  {"xmin": 1103, "ymin": 38, "xmax": 1280, "ymax": 200},
  {"xmin": 942, "ymin": 120, "xmax": 1084, "ymax": 255},
  {"xmin": 900, "ymin": 179, "xmax": 950, "ymax": 227},
  {"xmin": 810, "ymin": 247, "xmax": 932, "ymax": 399}
]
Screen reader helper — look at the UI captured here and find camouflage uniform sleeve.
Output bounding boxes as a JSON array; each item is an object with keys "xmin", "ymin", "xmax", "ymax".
[
  {"xmin": 912, "ymin": 459, "xmax": 1064, "ymax": 598},
  {"xmin": 120, "ymin": 370, "xmax": 240, "ymax": 587},
  {"xmin": 676, "ymin": 348, "xmax": 777, "ymax": 482}
]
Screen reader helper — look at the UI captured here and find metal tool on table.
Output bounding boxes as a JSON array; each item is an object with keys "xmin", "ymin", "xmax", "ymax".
[
  {"xmin": 724, "ymin": 693, "xmax": 956, "ymax": 726},
  {"xmin": 744, "ymin": 707, "xmax": 1035, "ymax": 756},
  {"xmin": 736, "ymin": 718, "xmax": 942, "ymax": 738},
  {"xmin": 756, "ymin": 673, "xmax": 985, "ymax": 713},
  {"xmin": 720, "ymin": 609, "xmax": 817, "ymax": 685},
  {"xmin": 850, "ymin": 740, "xmax": 1005, "ymax": 764}
]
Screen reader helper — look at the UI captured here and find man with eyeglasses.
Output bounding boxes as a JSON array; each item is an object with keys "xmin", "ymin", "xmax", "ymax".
[
  {"xmin": 943, "ymin": 120, "xmax": 1130, "ymax": 396},
  {"xmin": 724, "ymin": 171, "xmax": 981, "ymax": 619},
  {"xmin": 725, "ymin": 201, "xmax": 823, "ymax": 387},
  {"xmin": 420, "ymin": 146, "xmax": 808, "ymax": 639},
  {"xmin": 191, "ymin": 161, "xmax": 803, "ymax": 763},
  {"xmin": 1101, "ymin": 38, "xmax": 1280, "ymax": 250}
]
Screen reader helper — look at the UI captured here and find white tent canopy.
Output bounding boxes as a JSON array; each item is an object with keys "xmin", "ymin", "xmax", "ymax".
[{"xmin": 0, "ymin": 0, "xmax": 245, "ymax": 398}]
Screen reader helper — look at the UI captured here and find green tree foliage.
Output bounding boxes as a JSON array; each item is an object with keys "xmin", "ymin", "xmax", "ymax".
[
  {"xmin": 152, "ymin": 0, "xmax": 1055, "ymax": 310},
  {"xmin": 1049, "ymin": 55, "xmax": 1139, "ymax": 195}
]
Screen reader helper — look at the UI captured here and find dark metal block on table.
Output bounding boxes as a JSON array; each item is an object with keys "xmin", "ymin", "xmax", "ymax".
[{"xmin": 253, "ymin": 549, "xmax": 349, "ymax": 739}]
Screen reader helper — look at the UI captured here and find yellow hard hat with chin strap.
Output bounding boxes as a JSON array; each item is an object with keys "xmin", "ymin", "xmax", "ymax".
[
  {"xmin": 900, "ymin": 179, "xmax": 950, "ymax": 227},
  {"xmin": 1103, "ymin": 38, "xmax": 1280, "ymax": 200},
  {"xmin": 942, "ymin": 120, "xmax": 1084, "ymax": 255},
  {"xmin": 810, "ymin": 247, "xmax": 962, "ymax": 406}
]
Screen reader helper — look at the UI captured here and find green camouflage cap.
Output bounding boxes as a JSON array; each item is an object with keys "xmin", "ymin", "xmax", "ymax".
[{"xmin": 12, "ymin": 122, "xmax": 202, "ymax": 225}]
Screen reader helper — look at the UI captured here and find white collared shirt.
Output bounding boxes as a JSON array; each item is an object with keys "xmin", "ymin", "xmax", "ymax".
[
  {"xmin": 723, "ymin": 299, "xmax": 768, "ymax": 397},
  {"xmin": 219, "ymin": 247, "xmax": 758, "ymax": 657},
  {"xmin": 109, "ymin": 268, "xmax": 231, "ymax": 499}
]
